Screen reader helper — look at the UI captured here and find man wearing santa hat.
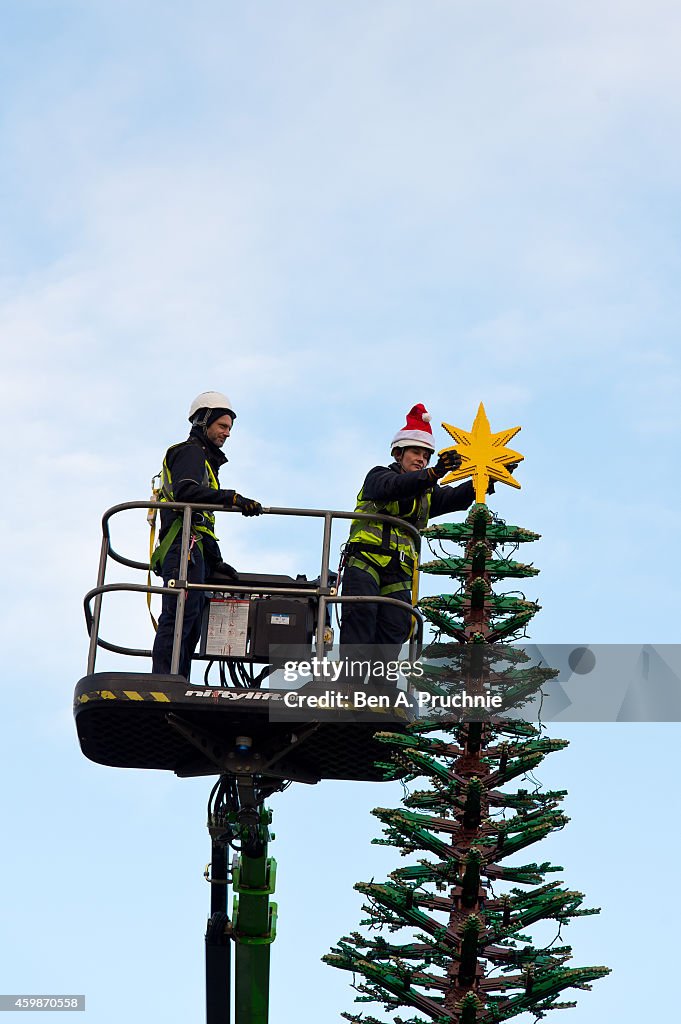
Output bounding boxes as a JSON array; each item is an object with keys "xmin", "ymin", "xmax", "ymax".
[{"xmin": 339, "ymin": 403, "xmax": 474, "ymax": 671}]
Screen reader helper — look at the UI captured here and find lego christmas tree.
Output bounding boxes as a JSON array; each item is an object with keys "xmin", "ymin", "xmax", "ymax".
[{"xmin": 325, "ymin": 405, "xmax": 609, "ymax": 1023}]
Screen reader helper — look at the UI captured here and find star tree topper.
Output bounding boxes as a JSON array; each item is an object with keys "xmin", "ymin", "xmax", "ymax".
[{"xmin": 439, "ymin": 402, "xmax": 524, "ymax": 503}]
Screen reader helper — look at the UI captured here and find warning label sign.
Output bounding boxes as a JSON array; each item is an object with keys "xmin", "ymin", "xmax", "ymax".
[{"xmin": 205, "ymin": 599, "xmax": 249, "ymax": 657}]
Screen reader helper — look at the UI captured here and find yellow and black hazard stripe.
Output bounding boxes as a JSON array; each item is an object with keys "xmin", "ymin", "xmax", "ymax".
[{"xmin": 75, "ymin": 689, "xmax": 172, "ymax": 705}]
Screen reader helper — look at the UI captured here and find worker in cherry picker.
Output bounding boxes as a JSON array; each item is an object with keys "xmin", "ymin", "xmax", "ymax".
[
  {"xmin": 151, "ymin": 391, "xmax": 263, "ymax": 678},
  {"xmin": 339, "ymin": 403, "xmax": 474, "ymax": 671}
]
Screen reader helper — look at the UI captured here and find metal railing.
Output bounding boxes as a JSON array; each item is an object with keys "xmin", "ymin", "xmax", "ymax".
[{"xmin": 84, "ymin": 501, "xmax": 424, "ymax": 677}]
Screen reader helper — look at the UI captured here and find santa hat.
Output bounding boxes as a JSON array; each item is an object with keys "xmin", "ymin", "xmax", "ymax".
[{"xmin": 390, "ymin": 403, "xmax": 435, "ymax": 452}]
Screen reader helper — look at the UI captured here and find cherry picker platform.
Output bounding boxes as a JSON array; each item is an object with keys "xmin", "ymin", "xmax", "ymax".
[
  {"xmin": 76, "ymin": 500, "xmax": 423, "ymax": 784},
  {"xmin": 75, "ymin": 499, "xmax": 425, "ymax": 1024}
]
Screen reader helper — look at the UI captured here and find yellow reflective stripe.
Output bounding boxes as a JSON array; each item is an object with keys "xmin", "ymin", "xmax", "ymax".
[
  {"xmin": 381, "ymin": 579, "xmax": 411, "ymax": 596},
  {"xmin": 123, "ymin": 691, "xmax": 144, "ymax": 701},
  {"xmin": 150, "ymin": 692, "xmax": 171, "ymax": 702},
  {"xmin": 353, "ymin": 551, "xmax": 392, "ymax": 569},
  {"xmin": 346, "ymin": 556, "xmax": 381, "ymax": 585}
]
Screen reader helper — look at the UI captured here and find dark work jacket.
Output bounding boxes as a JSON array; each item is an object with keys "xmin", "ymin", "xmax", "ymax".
[
  {"xmin": 159, "ymin": 426, "xmax": 235, "ymax": 567},
  {"xmin": 360, "ymin": 462, "xmax": 476, "ymax": 521}
]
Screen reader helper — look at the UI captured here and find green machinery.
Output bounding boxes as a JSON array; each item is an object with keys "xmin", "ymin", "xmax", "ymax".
[{"xmin": 204, "ymin": 775, "xmax": 277, "ymax": 1024}]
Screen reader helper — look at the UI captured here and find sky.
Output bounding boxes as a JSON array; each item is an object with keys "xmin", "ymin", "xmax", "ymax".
[{"xmin": 1, "ymin": 1, "xmax": 680, "ymax": 1021}]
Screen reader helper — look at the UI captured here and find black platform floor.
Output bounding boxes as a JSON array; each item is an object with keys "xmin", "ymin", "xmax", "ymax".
[{"xmin": 74, "ymin": 673, "xmax": 411, "ymax": 781}]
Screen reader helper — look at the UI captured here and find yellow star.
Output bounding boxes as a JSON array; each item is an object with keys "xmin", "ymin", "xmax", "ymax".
[{"xmin": 439, "ymin": 402, "xmax": 523, "ymax": 504}]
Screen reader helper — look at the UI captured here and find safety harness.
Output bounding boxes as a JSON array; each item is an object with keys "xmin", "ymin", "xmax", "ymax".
[
  {"xmin": 147, "ymin": 441, "xmax": 222, "ymax": 630},
  {"xmin": 149, "ymin": 441, "xmax": 220, "ymax": 574}
]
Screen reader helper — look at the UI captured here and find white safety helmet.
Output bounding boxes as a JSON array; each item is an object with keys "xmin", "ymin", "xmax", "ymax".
[{"xmin": 188, "ymin": 391, "xmax": 236, "ymax": 423}]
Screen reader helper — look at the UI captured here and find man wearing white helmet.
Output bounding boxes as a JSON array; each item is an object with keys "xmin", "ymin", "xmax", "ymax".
[
  {"xmin": 339, "ymin": 403, "xmax": 474, "ymax": 673},
  {"xmin": 151, "ymin": 391, "xmax": 263, "ymax": 677}
]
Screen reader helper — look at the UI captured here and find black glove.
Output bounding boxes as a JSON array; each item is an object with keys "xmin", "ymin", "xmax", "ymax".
[
  {"xmin": 232, "ymin": 493, "xmax": 263, "ymax": 516},
  {"xmin": 213, "ymin": 561, "xmax": 240, "ymax": 581},
  {"xmin": 429, "ymin": 449, "xmax": 462, "ymax": 480}
]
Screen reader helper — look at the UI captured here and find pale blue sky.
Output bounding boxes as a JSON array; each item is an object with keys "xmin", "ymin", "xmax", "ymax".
[{"xmin": 1, "ymin": 2, "xmax": 680, "ymax": 1022}]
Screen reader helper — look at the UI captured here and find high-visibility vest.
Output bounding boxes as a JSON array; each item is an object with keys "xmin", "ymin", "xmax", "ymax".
[
  {"xmin": 346, "ymin": 486, "xmax": 432, "ymax": 576},
  {"xmin": 150, "ymin": 444, "xmax": 220, "ymax": 570}
]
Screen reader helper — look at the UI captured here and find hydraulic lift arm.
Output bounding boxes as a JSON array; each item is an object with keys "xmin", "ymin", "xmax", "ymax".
[
  {"xmin": 232, "ymin": 800, "xmax": 277, "ymax": 1024},
  {"xmin": 206, "ymin": 776, "xmax": 278, "ymax": 1024}
]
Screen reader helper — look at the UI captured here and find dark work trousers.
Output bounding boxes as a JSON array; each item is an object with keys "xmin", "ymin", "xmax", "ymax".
[
  {"xmin": 151, "ymin": 541, "xmax": 206, "ymax": 679},
  {"xmin": 339, "ymin": 562, "xmax": 413, "ymax": 682}
]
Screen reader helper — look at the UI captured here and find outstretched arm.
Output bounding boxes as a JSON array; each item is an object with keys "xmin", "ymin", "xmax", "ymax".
[
  {"xmin": 362, "ymin": 464, "xmax": 435, "ymax": 503},
  {"xmin": 430, "ymin": 479, "xmax": 476, "ymax": 517}
]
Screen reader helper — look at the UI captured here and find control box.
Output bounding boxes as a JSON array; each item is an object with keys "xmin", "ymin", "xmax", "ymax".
[{"xmin": 198, "ymin": 571, "xmax": 331, "ymax": 663}]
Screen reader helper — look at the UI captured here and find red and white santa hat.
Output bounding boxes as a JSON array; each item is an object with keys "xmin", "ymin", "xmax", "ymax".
[{"xmin": 390, "ymin": 403, "xmax": 435, "ymax": 452}]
